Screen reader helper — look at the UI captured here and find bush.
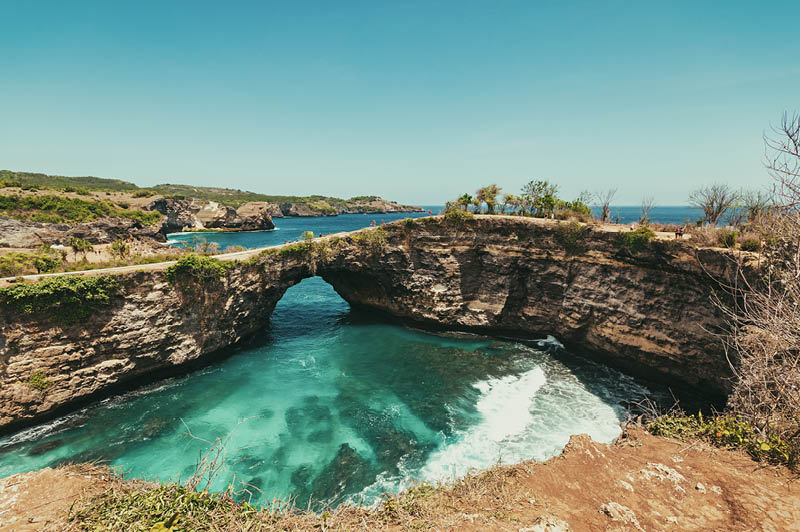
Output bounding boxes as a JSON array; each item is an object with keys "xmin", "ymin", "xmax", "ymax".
[
  {"xmin": 26, "ymin": 370, "xmax": 53, "ymax": 392},
  {"xmin": 616, "ymin": 226, "xmax": 655, "ymax": 253},
  {"xmin": 0, "ymin": 252, "xmax": 64, "ymax": 276},
  {"xmin": 351, "ymin": 229, "xmax": 388, "ymax": 251},
  {"xmin": 648, "ymin": 412, "xmax": 796, "ymax": 468},
  {"xmin": 718, "ymin": 229, "xmax": 738, "ymax": 248},
  {"xmin": 301, "ymin": 230, "xmax": 316, "ymax": 241},
  {"xmin": 0, "ymin": 194, "xmax": 161, "ymax": 225},
  {"xmin": 133, "ymin": 189, "xmax": 154, "ymax": 198},
  {"xmin": 0, "ymin": 275, "xmax": 121, "ymax": 323},
  {"xmin": 554, "ymin": 221, "xmax": 589, "ymax": 254},
  {"xmin": 165, "ymin": 254, "xmax": 231, "ymax": 285},
  {"xmin": 443, "ymin": 209, "xmax": 473, "ymax": 226},
  {"xmin": 110, "ymin": 239, "xmax": 131, "ymax": 259},
  {"xmin": 740, "ymin": 238, "xmax": 761, "ymax": 252},
  {"xmin": 69, "ymin": 236, "xmax": 94, "ymax": 256}
]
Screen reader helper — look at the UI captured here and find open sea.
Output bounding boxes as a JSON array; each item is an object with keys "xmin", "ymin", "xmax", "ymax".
[{"xmin": 0, "ymin": 207, "xmax": 689, "ymax": 508}]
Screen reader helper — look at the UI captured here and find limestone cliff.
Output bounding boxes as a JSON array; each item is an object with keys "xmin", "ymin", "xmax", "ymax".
[{"xmin": 0, "ymin": 216, "xmax": 739, "ymax": 433}]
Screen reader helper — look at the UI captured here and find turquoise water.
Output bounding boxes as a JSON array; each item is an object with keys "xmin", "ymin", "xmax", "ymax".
[{"xmin": 0, "ymin": 209, "xmax": 662, "ymax": 508}]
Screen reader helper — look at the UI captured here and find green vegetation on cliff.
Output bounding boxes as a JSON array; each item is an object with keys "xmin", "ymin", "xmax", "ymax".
[
  {"xmin": 0, "ymin": 170, "xmax": 138, "ymax": 192},
  {"xmin": 0, "ymin": 275, "xmax": 121, "ymax": 323},
  {"xmin": 0, "ymin": 194, "xmax": 161, "ymax": 225},
  {"xmin": 165, "ymin": 254, "xmax": 231, "ymax": 285}
]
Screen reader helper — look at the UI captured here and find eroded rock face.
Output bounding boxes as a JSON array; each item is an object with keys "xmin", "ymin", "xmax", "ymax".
[
  {"xmin": 320, "ymin": 217, "xmax": 736, "ymax": 398},
  {"xmin": 0, "ymin": 256, "xmax": 311, "ymax": 432},
  {"xmin": 148, "ymin": 198, "xmax": 276, "ymax": 233},
  {"xmin": 0, "ymin": 216, "xmax": 165, "ymax": 247},
  {"xmin": 0, "ymin": 216, "xmax": 737, "ymax": 433}
]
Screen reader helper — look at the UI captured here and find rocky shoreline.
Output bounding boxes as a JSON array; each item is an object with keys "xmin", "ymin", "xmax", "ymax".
[{"xmin": 0, "ymin": 216, "xmax": 740, "ymax": 433}]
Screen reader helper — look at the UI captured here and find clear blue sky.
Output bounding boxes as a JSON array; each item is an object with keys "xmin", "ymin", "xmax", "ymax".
[{"xmin": 1, "ymin": 1, "xmax": 797, "ymax": 204}]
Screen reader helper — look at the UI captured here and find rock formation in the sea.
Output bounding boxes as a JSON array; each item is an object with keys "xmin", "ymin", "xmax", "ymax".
[
  {"xmin": 147, "ymin": 198, "xmax": 276, "ymax": 233},
  {"xmin": 0, "ymin": 216, "xmax": 166, "ymax": 247},
  {"xmin": 0, "ymin": 216, "xmax": 739, "ymax": 432}
]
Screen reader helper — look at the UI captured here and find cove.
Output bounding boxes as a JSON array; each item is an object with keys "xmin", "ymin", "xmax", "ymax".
[{"xmin": 0, "ymin": 212, "xmax": 661, "ymax": 508}]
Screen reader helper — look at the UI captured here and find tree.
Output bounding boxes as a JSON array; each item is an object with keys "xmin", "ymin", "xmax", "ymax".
[
  {"xmin": 594, "ymin": 188, "xmax": 617, "ymax": 223},
  {"xmin": 110, "ymin": 239, "xmax": 130, "ymax": 259},
  {"xmin": 499, "ymin": 193, "xmax": 516, "ymax": 214},
  {"xmin": 68, "ymin": 237, "xmax": 93, "ymax": 260},
  {"xmin": 475, "ymin": 184, "xmax": 502, "ymax": 214},
  {"xmin": 688, "ymin": 183, "xmax": 739, "ymax": 226},
  {"xmin": 720, "ymin": 112, "xmax": 800, "ymax": 460},
  {"xmin": 521, "ymin": 180, "xmax": 559, "ymax": 217},
  {"xmin": 639, "ymin": 197, "xmax": 656, "ymax": 225},
  {"xmin": 457, "ymin": 193, "xmax": 473, "ymax": 212}
]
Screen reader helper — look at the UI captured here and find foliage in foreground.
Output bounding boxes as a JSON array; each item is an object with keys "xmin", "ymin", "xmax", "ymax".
[
  {"xmin": 0, "ymin": 275, "xmax": 121, "ymax": 323},
  {"xmin": 165, "ymin": 254, "xmax": 231, "ymax": 285},
  {"xmin": 647, "ymin": 412, "xmax": 797, "ymax": 468}
]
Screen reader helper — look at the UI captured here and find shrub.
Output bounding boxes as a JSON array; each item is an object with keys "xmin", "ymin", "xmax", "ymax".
[
  {"xmin": 0, "ymin": 275, "xmax": 121, "ymax": 323},
  {"xmin": 301, "ymin": 230, "xmax": 316, "ymax": 241},
  {"xmin": 443, "ymin": 209, "xmax": 473, "ymax": 226},
  {"xmin": 351, "ymin": 229, "xmax": 388, "ymax": 251},
  {"xmin": 0, "ymin": 252, "xmax": 63, "ymax": 276},
  {"xmin": 26, "ymin": 370, "xmax": 53, "ymax": 392},
  {"xmin": 0, "ymin": 194, "xmax": 161, "ymax": 225},
  {"xmin": 69, "ymin": 237, "xmax": 94, "ymax": 256},
  {"xmin": 740, "ymin": 238, "xmax": 761, "ymax": 252},
  {"xmin": 718, "ymin": 229, "xmax": 738, "ymax": 248},
  {"xmin": 648, "ymin": 412, "xmax": 796, "ymax": 467},
  {"xmin": 554, "ymin": 221, "xmax": 589, "ymax": 254},
  {"xmin": 617, "ymin": 226, "xmax": 655, "ymax": 253},
  {"xmin": 278, "ymin": 241, "xmax": 314, "ymax": 259},
  {"xmin": 116, "ymin": 201, "xmax": 130, "ymax": 209},
  {"xmin": 110, "ymin": 239, "xmax": 131, "ymax": 259},
  {"xmin": 165, "ymin": 254, "xmax": 231, "ymax": 285},
  {"xmin": 133, "ymin": 189, "xmax": 154, "ymax": 198}
]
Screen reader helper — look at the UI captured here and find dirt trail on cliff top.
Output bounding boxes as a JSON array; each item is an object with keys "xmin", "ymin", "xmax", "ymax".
[{"xmin": 1, "ymin": 430, "xmax": 797, "ymax": 532}]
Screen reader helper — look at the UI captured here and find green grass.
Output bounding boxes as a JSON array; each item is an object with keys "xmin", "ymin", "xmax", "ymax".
[{"xmin": 0, "ymin": 275, "xmax": 121, "ymax": 323}]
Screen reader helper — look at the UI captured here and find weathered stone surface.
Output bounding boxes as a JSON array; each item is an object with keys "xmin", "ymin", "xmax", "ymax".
[
  {"xmin": 0, "ymin": 216, "xmax": 738, "ymax": 433},
  {"xmin": 0, "ymin": 216, "xmax": 165, "ymax": 247},
  {"xmin": 148, "ymin": 198, "xmax": 276, "ymax": 233}
]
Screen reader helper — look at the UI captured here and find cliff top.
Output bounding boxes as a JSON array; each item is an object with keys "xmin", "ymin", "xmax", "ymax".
[{"xmin": 2, "ymin": 428, "xmax": 797, "ymax": 531}]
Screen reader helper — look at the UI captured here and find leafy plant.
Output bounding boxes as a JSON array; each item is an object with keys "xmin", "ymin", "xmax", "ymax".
[
  {"xmin": 616, "ymin": 226, "xmax": 655, "ymax": 253},
  {"xmin": 740, "ymin": 238, "xmax": 761, "ymax": 252},
  {"xmin": 26, "ymin": 370, "xmax": 53, "ymax": 392},
  {"xmin": 717, "ymin": 229, "xmax": 738, "ymax": 248},
  {"xmin": 0, "ymin": 275, "xmax": 121, "ymax": 323},
  {"xmin": 554, "ymin": 221, "xmax": 589, "ymax": 254},
  {"xmin": 443, "ymin": 208, "xmax": 473, "ymax": 226},
  {"xmin": 647, "ymin": 412, "xmax": 796, "ymax": 467},
  {"xmin": 351, "ymin": 228, "xmax": 388, "ymax": 251},
  {"xmin": 110, "ymin": 239, "xmax": 131, "ymax": 259},
  {"xmin": 165, "ymin": 254, "xmax": 231, "ymax": 285},
  {"xmin": 301, "ymin": 230, "xmax": 316, "ymax": 241}
]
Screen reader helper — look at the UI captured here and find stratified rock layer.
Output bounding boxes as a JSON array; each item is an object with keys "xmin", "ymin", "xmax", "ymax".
[{"xmin": 0, "ymin": 216, "xmax": 738, "ymax": 433}]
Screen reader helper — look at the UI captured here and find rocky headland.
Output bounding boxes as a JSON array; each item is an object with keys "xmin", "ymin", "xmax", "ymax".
[{"xmin": 0, "ymin": 215, "xmax": 741, "ymax": 433}]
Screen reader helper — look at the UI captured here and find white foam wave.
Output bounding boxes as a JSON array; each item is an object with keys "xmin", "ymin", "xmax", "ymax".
[{"xmin": 418, "ymin": 366, "xmax": 546, "ymax": 481}]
